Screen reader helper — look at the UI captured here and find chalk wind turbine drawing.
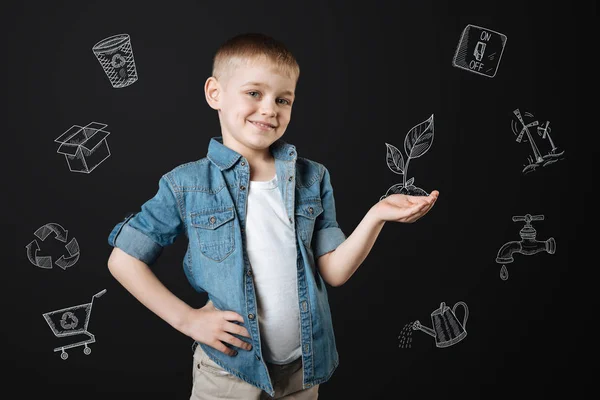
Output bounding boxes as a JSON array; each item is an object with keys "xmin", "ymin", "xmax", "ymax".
[{"xmin": 381, "ymin": 114, "xmax": 434, "ymax": 200}]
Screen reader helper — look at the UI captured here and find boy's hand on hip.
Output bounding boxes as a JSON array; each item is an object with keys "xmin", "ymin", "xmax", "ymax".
[
  {"xmin": 371, "ymin": 190, "xmax": 439, "ymax": 223},
  {"xmin": 182, "ymin": 301, "xmax": 253, "ymax": 357}
]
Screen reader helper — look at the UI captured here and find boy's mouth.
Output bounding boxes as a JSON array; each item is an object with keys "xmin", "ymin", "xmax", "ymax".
[{"xmin": 249, "ymin": 120, "xmax": 276, "ymax": 131}]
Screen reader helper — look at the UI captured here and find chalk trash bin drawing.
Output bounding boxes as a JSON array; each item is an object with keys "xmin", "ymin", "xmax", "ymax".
[
  {"xmin": 92, "ymin": 33, "xmax": 138, "ymax": 88},
  {"xmin": 55, "ymin": 122, "xmax": 111, "ymax": 173},
  {"xmin": 43, "ymin": 289, "xmax": 106, "ymax": 360}
]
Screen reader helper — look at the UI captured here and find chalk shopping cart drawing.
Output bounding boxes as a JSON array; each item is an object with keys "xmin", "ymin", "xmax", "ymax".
[{"xmin": 42, "ymin": 289, "xmax": 106, "ymax": 360}]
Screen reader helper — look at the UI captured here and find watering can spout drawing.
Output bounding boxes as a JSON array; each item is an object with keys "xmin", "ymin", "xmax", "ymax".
[
  {"xmin": 412, "ymin": 301, "xmax": 469, "ymax": 348},
  {"xmin": 412, "ymin": 320, "xmax": 436, "ymax": 338}
]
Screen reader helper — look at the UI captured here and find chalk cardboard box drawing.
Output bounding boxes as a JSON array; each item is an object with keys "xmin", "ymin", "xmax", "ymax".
[
  {"xmin": 55, "ymin": 122, "xmax": 111, "ymax": 173},
  {"xmin": 412, "ymin": 301, "xmax": 469, "ymax": 348}
]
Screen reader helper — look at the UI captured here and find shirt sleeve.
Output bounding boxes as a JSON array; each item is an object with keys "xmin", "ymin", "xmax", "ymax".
[
  {"xmin": 313, "ymin": 165, "xmax": 347, "ymax": 258},
  {"xmin": 107, "ymin": 174, "xmax": 184, "ymax": 265}
]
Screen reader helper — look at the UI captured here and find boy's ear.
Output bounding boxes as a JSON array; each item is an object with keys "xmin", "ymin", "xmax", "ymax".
[{"xmin": 204, "ymin": 76, "xmax": 221, "ymax": 110}]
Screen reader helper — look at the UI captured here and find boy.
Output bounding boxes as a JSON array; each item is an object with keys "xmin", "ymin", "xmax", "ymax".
[{"xmin": 107, "ymin": 32, "xmax": 438, "ymax": 399}]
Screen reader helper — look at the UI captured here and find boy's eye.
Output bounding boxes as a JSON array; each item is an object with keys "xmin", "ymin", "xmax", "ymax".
[{"xmin": 247, "ymin": 91, "xmax": 291, "ymax": 106}]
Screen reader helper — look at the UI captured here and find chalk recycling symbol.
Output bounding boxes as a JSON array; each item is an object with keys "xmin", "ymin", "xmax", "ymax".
[{"xmin": 25, "ymin": 223, "xmax": 80, "ymax": 269}]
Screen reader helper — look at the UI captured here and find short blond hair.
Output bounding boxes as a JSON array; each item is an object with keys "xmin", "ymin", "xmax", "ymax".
[{"xmin": 212, "ymin": 33, "xmax": 300, "ymax": 86}]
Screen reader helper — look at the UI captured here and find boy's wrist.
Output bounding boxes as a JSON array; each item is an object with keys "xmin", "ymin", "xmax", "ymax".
[
  {"xmin": 367, "ymin": 205, "xmax": 386, "ymax": 226},
  {"xmin": 174, "ymin": 305, "xmax": 196, "ymax": 338}
]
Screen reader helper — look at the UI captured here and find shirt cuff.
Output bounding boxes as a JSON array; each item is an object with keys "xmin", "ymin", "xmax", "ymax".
[
  {"xmin": 111, "ymin": 223, "xmax": 163, "ymax": 265},
  {"xmin": 313, "ymin": 227, "xmax": 346, "ymax": 258}
]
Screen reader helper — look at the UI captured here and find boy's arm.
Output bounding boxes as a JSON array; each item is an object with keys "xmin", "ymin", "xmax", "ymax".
[
  {"xmin": 318, "ymin": 191, "xmax": 438, "ymax": 287},
  {"xmin": 108, "ymin": 247, "xmax": 194, "ymax": 335},
  {"xmin": 317, "ymin": 209, "xmax": 384, "ymax": 287},
  {"xmin": 106, "ymin": 174, "xmax": 194, "ymax": 334}
]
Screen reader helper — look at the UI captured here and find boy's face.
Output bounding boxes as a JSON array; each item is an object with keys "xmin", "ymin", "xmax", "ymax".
[{"xmin": 205, "ymin": 58, "xmax": 297, "ymax": 158}]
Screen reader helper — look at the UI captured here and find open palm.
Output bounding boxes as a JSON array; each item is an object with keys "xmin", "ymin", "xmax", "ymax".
[{"xmin": 373, "ymin": 191, "xmax": 439, "ymax": 223}]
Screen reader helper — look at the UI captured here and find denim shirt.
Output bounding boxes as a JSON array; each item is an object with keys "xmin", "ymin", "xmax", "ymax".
[{"xmin": 107, "ymin": 136, "xmax": 347, "ymax": 396}]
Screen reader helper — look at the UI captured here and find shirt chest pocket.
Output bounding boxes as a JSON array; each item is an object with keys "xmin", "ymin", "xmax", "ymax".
[
  {"xmin": 191, "ymin": 208, "xmax": 235, "ymax": 262},
  {"xmin": 295, "ymin": 200, "xmax": 324, "ymax": 248}
]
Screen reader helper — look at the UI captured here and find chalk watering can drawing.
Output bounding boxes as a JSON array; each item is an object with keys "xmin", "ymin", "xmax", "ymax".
[
  {"xmin": 511, "ymin": 109, "xmax": 564, "ymax": 174},
  {"xmin": 381, "ymin": 114, "xmax": 434, "ymax": 200},
  {"xmin": 411, "ymin": 301, "xmax": 469, "ymax": 348},
  {"xmin": 92, "ymin": 34, "xmax": 138, "ymax": 88},
  {"xmin": 495, "ymin": 214, "xmax": 556, "ymax": 280},
  {"xmin": 43, "ymin": 289, "xmax": 106, "ymax": 360}
]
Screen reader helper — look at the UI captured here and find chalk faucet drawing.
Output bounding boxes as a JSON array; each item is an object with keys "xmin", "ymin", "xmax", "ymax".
[
  {"xmin": 55, "ymin": 122, "xmax": 111, "ymax": 173},
  {"xmin": 92, "ymin": 34, "xmax": 138, "ymax": 88},
  {"xmin": 512, "ymin": 109, "xmax": 565, "ymax": 174},
  {"xmin": 495, "ymin": 214, "xmax": 556, "ymax": 281},
  {"xmin": 411, "ymin": 301, "xmax": 469, "ymax": 348},
  {"xmin": 43, "ymin": 289, "xmax": 106, "ymax": 360},
  {"xmin": 25, "ymin": 223, "xmax": 80, "ymax": 270},
  {"xmin": 452, "ymin": 24, "xmax": 507, "ymax": 78},
  {"xmin": 381, "ymin": 114, "xmax": 434, "ymax": 200}
]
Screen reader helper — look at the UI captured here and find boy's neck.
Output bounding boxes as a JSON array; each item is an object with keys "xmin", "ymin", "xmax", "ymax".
[
  {"xmin": 221, "ymin": 136, "xmax": 276, "ymax": 181},
  {"xmin": 222, "ymin": 136, "xmax": 275, "ymax": 164},
  {"xmin": 248, "ymin": 153, "xmax": 276, "ymax": 181}
]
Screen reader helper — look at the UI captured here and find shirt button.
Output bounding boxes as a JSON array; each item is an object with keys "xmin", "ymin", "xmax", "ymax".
[
  {"xmin": 256, "ymin": 354, "xmax": 261, "ymax": 361},
  {"xmin": 240, "ymin": 185, "xmax": 246, "ymax": 191},
  {"xmin": 289, "ymin": 151, "xmax": 294, "ymax": 156},
  {"xmin": 308, "ymin": 207, "xmax": 314, "ymax": 214},
  {"xmin": 241, "ymin": 161, "xmax": 246, "ymax": 166},
  {"xmin": 288, "ymin": 176, "xmax": 293, "ymax": 181},
  {"xmin": 247, "ymin": 269, "xmax": 252, "ymax": 276},
  {"xmin": 209, "ymin": 216, "xmax": 216, "ymax": 224},
  {"xmin": 248, "ymin": 313, "xmax": 255, "ymax": 320},
  {"xmin": 289, "ymin": 217, "xmax": 293, "ymax": 224}
]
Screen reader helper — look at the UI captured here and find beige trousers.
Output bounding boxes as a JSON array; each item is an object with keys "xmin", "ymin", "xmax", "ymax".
[{"xmin": 190, "ymin": 343, "xmax": 319, "ymax": 399}]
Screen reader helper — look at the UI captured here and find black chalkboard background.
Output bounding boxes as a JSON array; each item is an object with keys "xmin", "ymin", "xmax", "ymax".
[{"xmin": 6, "ymin": 1, "xmax": 595, "ymax": 399}]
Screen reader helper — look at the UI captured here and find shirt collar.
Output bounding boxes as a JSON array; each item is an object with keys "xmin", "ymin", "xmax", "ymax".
[{"xmin": 207, "ymin": 136, "xmax": 297, "ymax": 171}]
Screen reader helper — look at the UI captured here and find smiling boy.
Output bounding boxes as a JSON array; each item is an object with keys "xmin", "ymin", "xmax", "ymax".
[{"xmin": 107, "ymin": 32, "xmax": 438, "ymax": 399}]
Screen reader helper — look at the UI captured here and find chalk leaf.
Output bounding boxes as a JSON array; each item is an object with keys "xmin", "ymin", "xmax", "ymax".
[
  {"xmin": 385, "ymin": 143, "xmax": 404, "ymax": 175},
  {"xmin": 404, "ymin": 114, "xmax": 434, "ymax": 159}
]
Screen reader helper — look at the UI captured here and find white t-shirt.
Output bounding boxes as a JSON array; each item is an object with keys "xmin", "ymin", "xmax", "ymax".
[{"xmin": 245, "ymin": 174, "xmax": 302, "ymax": 364}]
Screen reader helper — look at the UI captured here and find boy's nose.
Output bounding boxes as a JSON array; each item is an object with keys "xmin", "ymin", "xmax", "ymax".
[
  {"xmin": 260, "ymin": 108, "xmax": 276, "ymax": 117},
  {"xmin": 259, "ymin": 102, "xmax": 276, "ymax": 116}
]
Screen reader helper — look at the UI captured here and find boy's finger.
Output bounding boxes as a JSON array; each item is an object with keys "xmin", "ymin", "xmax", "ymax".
[
  {"xmin": 226, "ymin": 321, "xmax": 252, "ymax": 338},
  {"xmin": 423, "ymin": 198, "xmax": 436, "ymax": 212},
  {"xmin": 411, "ymin": 202, "xmax": 432, "ymax": 220},
  {"xmin": 224, "ymin": 311, "xmax": 246, "ymax": 323},
  {"xmin": 221, "ymin": 332, "xmax": 253, "ymax": 351}
]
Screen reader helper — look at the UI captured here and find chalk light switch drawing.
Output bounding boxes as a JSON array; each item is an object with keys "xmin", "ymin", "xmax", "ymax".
[{"xmin": 452, "ymin": 24, "xmax": 507, "ymax": 78}]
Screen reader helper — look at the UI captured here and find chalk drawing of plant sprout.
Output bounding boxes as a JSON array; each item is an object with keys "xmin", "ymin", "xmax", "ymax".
[{"xmin": 380, "ymin": 114, "xmax": 434, "ymax": 200}]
